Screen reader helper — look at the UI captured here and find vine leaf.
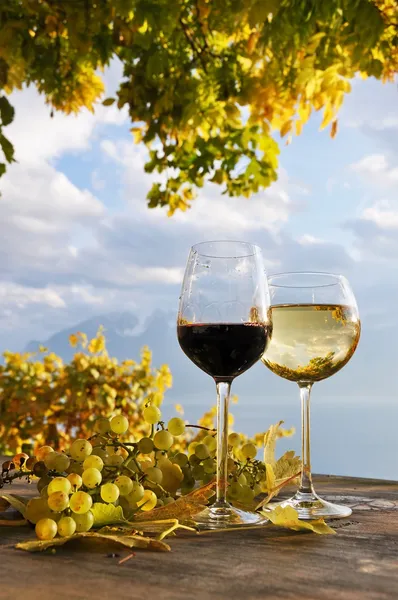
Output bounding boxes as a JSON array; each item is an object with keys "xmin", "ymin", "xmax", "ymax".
[
  {"xmin": 264, "ymin": 505, "xmax": 336, "ymax": 535},
  {"xmin": 16, "ymin": 531, "xmax": 170, "ymax": 553},
  {"xmin": 134, "ymin": 480, "xmax": 216, "ymax": 522},
  {"xmin": 99, "ymin": 519, "xmax": 196, "ymax": 541}
]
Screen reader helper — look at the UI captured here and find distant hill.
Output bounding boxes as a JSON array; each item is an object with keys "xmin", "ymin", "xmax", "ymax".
[{"xmin": 25, "ymin": 310, "xmax": 396, "ymax": 404}]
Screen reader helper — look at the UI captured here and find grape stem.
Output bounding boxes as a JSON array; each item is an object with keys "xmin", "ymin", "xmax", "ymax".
[
  {"xmin": 186, "ymin": 424, "xmax": 216, "ymax": 432},
  {"xmin": 0, "ymin": 469, "xmax": 34, "ymax": 488}
]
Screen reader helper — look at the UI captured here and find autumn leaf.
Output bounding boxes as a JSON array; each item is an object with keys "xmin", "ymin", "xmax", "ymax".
[
  {"xmin": 69, "ymin": 334, "xmax": 78, "ymax": 348},
  {"xmin": 263, "ymin": 421, "xmax": 284, "ymax": 465},
  {"xmin": 264, "ymin": 505, "xmax": 336, "ymax": 535},
  {"xmin": 16, "ymin": 531, "xmax": 170, "ymax": 553},
  {"xmin": 88, "ymin": 335, "xmax": 106, "ymax": 354},
  {"xmin": 134, "ymin": 480, "xmax": 216, "ymax": 522},
  {"xmin": 100, "ymin": 519, "xmax": 195, "ymax": 541}
]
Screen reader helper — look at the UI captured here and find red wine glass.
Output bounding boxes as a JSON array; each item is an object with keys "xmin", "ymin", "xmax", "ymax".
[{"xmin": 177, "ymin": 241, "xmax": 271, "ymax": 529}]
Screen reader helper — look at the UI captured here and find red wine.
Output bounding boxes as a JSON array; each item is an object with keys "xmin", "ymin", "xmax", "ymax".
[{"xmin": 177, "ymin": 323, "xmax": 271, "ymax": 380}]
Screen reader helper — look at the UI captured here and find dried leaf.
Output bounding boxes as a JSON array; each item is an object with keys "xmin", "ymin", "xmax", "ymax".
[
  {"xmin": 134, "ymin": 480, "xmax": 216, "ymax": 522},
  {"xmin": 0, "ymin": 493, "xmax": 28, "ymax": 518},
  {"xmin": 255, "ymin": 470, "xmax": 301, "ymax": 511},
  {"xmin": 264, "ymin": 505, "xmax": 335, "ymax": 535},
  {"xmin": 91, "ymin": 503, "xmax": 125, "ymax": 527},
  {"xmin": 263, "ymin": 421, "xmax": 284, "ymax": 465},
  {"xmin": 16, "ymin": 531, "xmax": 170, "ymax": 553},
  {"xmin": 100, "ymin": 519, "xmax": 195, "ymax": 541},
  {"xmin": 330, "ymin": 119, "xmax": 338, "ymax": 138}
]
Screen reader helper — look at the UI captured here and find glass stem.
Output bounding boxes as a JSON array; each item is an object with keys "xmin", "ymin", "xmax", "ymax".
[
  {"xmin": 298, "ymin": 382, "xmax": 314, "ymax": 494},
  {"xmin": 214, "ymin": 380, "xmax": 231, "ymax": 507}
]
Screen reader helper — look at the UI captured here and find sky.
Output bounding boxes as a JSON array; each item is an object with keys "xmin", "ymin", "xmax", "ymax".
[{"xmin": 1, "ymin": 61, "xmax": 398, "ymax": 388}]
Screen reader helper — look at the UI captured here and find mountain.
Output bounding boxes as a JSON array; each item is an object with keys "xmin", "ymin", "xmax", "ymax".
[{"xmin": 24, "ymin": 310, "xmax": 397, "ymax": 404}]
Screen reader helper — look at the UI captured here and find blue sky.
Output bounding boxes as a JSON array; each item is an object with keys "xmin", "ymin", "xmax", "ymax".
[{"xmin": 1, "ymin": 62, "xmax": 398, "ymax": 385}]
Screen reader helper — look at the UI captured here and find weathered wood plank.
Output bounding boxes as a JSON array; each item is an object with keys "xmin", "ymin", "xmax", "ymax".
[{"xmin": 1, "ymin": 475, "xmax": 397, "ymax": 600}]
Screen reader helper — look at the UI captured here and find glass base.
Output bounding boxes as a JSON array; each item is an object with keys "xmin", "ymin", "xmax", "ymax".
[
  {"xmin": 271, "ymin": 490, "xmax": 352, "ymax": 521},
  {"xmin": 193, "ymin": 502, "xmax": 266, "ymax": 530}
]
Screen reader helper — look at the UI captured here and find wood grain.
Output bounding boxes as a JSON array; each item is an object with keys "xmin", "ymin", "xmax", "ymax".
[{"xmin": 1, "ymin": 474, "xmax": 397, "ymax": 600}]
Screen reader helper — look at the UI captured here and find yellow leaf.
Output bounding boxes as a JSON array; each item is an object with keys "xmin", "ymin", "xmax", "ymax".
[
  {"xmin": 265, "ymin": 505, "xmax": 336, "ymax": 534},
  {"xmin": 88, "ymin": 335, "xmax": 105, "ymax": 354},
  {"xmin": 330, "ymin": 119, "xmax": 338, "ymax": 139},
  {"xmin": 320, "ymin": 104, "xmax": 334, "ymax": 130},
  {"xmin": 265, "ymin": 463, "xmax": 276, "ymax": 494},
  {"xmin": 263, "ymin": 420, "xmax": 284, "ymax": 465},
  {"xmin": 280, "ymin": 120, "xmax": 292, "ymax": 137},
  {"xmin": 69, "ymin": 334, "xmax": 78, "ymax": 348},
  {"xmin": 295, "ymin": 120, "xmax": 303, "ymax": 135},
  {"xmin": 16, "ymin": 531, "xmax": 170, "ymax": 553},
  {"xmin": 134, "ymin": 480, "xmax": 216, "ymax": 522},
  {"xmin": 175, "ymin": 403, "xmax": 184, "ymax": 415},
  {"xmin": 91, "ymin": 503, "xmax": 125, "ymax": 526}
]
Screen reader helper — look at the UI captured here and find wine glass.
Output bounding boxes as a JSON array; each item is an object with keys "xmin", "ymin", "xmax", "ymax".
[
  {"xmin": 177, "ymin": 241, "xmax": 272, "ymax": 529},
  {"xmin": 261, "ymin": 272, "xmax": 361, "ymax": 520}
]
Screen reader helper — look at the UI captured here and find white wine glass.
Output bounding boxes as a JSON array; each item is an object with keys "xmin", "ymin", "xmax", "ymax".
[
  {"xmin": 262, "ymin": 272, "xmax": 361, "ymax": 520},
  {"xmin": 177, "ymin": 241, "xmax": 272, "ymax": 529}
]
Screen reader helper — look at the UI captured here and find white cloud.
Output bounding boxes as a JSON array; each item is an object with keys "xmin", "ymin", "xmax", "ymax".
[
  {"xmin": 351, "ymin": 154, "xmax": 388, "ymax": 174},
  {"xmin": 0, "ymin": 283, "xmax": 66, "ymax": 309},
  {"xmin": 362, "ymin": 199, "xmax": 398, "ymax": 230}
]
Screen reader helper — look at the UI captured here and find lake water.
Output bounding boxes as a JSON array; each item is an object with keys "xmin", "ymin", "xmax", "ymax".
[{"xmin": 163, "ymin": 394, "xmax": 398, "ymax": 481}]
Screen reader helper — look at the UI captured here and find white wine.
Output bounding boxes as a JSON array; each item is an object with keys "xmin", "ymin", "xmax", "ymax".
[{"xmin": 262, "ymin": 304, "xmax": 360, "ymax": 383}]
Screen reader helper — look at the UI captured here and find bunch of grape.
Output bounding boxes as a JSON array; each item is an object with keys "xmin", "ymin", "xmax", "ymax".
[{"xmin": 2, "ymin": 407, "xmax": 269, "ymax": 540}]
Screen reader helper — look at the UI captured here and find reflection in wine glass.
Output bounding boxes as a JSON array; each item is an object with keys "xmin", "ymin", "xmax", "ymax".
[
  {"xmin": 262, "ymin": 272, "xmax": 361, "ymax": 520},
  {"xmin": 177, "ymin": 241, "xmax": 272, "ymax": 529}
]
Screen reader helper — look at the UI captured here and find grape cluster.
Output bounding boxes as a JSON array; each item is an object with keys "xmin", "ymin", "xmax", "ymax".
[{"xmin": 2, "ymin": 407, "xmax": 270, "ymax": 540}]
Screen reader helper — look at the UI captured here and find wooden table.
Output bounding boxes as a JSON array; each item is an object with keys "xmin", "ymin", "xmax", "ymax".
[{"xmin": 1, "ymin": 475, "xmax": 397, "ymax": 600}]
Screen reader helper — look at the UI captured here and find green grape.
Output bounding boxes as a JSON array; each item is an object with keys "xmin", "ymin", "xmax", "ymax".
[
  {"xmin": 105, "ymin": 454, "xmax": 124, "ymax": 467},
  {"xmin": 239, "ymin": 485, "xmax": 255, "ymax": 504},
  {"xmin": 153, "ymin": 430, "xmax": 173, "ymax": 451},
  {"xmin": 94, "ymin": 417, "xmax": 111, "ymax": 434},
  {"xmin": 66, "ymin": 459, "xmax": 84, "ymax": 475},
  {"xmin": 35, "ymin": 446, "xmax": 54, "ymax": 461},
  {"xmin": 91, "ymin": 448, "xmax": 109, "ymax": 461},
  {"xmin": 227, "ymin": 457, "xmax": 237, "ymax": 473},
  {"xmin": 228, "ymin": 433, "xmax": 240, "ymax": 447},
  {"xmin": 187, "ymin": 442, "xmax": 198, "ymax": 455},
  {"xmin": 67, "ymin": 473, "xmax": 82, "ymax": 490},
  {"xmin": 203, "ymin": 458, "xmax": 216, "ymax": 474},
  {"xmin": 143, "ymin": 405, "xmax": 161, "ymax": 425},
  {"xmin": 189, "ymin": 454, "xmax": 201, "ymax": 467},
  {"xmin": 44, "ymin": 452, "xmax": 70, "ymax": 471},
  {"xmin": 192, "ymin": 465, "xmax": 205, "ymax": 481},
  {"xmin": 126, "ymin": 481, "xmax": 144, "ymax": 504},
  {"xmin": 253, "ymin": 483, "xmax": 262, "ymax": 497},
  {"xmin": 145, "ymin": 467, "xmax": 163, "ymax": 485},
  {"xmin": 203, "ymin": 435, "xmax": 217, "ymax": 452},
  {"xmin": 69, "ymin": 491, "xmax": 93, "ymax": 514},
  {"xmin": 70, "ymin": 439, "xmax": 93, "ymax": 461},
  {"xmin": 47, "ymin": 491, "xmax": 69, "ymax": 512},
  {"xmin": 82, "ymin": 467, "xmax": 102, "ymax": 489},
  {"xmin": 241, "ymin": 443, "xmax": 257, "ymax": 460},
  {"xmin": 194, "ymin": 444, "xmax": 210, "ymax": 460},
  {"xmin": 35, "ymin": 518, "xmax": 57, "ymax": 540},
  {"xmin": 57, "ymin": 516, "xmax": 76, "ymax": 537},
  {"xmin": 26, "ymin": 497, "xmax": 56, "ymax": 524},
  {"xmin": 115, "ymin": 475, "xmax": 134, "ymax": 496},
  {"xmin": 229, "ymin": 482, "xmax": 243, "ymax": 500},
  {"xmin": 137, "ymin": 489, "xmax": 157, "ymax": 511},
  {"xmin": 238, "ymin": 473, "xmax": 247, "ymax": 486},
  {"xmin": 33, "ymin": 461, "xmax": 48, "ymax": 478},
  {"xmin": 172, "ymin": 453, "xmax": 188, "ymax": 467},
  {"xmin": 83, "ymin": 455, "xmax": 104, "ymax": 472},
  {"xmin": 138, "ymin": 437, "xmax": 154, "ymax": 454},
  {"xmin": 110, "ymin": 415, "xmax": 129, "ymax": 435},
  {"xmin": 167, "ymin": 417, "xmax": 185, "ymax": 436},
  {"xmin": 163, "ymin": 497, "xmax": 175, "ymax": 505},
  {"xmin": 156, "ymin": 498, "xmax": 164, "ymax": 507},
  {"xmin": 37, "ymin": 474, "xmax": 52, "ymax": 493},
  {"xmin": 48, "ymin": 477, "xmax": 72, "ymax": 496},
  {"xmin": 101, "ymin": 482, "xmax": 120, "ymax": 503},
  {"xmin": 72, "ymin": 510, "xmax": 94, "ymax": 533}
]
